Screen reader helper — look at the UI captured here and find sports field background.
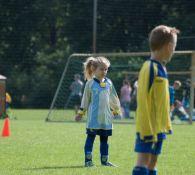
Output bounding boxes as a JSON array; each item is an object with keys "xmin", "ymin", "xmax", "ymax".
[{"xmin": 0, "ymin": 109, "xmax": 194, "ymax": 175}]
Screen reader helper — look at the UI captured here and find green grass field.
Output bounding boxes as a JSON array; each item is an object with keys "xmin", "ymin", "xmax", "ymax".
[{"xmin": 0, "ymin": 109, "xmax": 195, "ymax": 175}]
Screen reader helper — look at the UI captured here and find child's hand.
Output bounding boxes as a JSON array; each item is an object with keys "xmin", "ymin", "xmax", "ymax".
[
  {"xmin": 112, "ymin": 109, "xmax": 122, "ymax": 116},
  {"xmin": 112, "ymin": 110, "xmax": 122, "ymax": 119},
  {"xmin": 112, "ymin": 111, "xmax": 118, "ymax": 116},
  {"xmin": 75, "ymin": 114, "xmax": 82, "ymax": 122}
]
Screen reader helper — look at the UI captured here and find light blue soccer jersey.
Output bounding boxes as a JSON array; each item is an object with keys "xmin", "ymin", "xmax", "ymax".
[{"xmin": 80, "ymin": 78, "xmax": 121, "ymax": 130}]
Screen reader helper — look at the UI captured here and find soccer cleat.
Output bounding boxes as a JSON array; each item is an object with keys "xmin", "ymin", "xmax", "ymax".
[
  {"xmin": 85, "ymin": 153, "xmax": 94, "ymax": 167},
  {"xmin": 85, "ymin": 161, "xmax": 94, "ymax": 167},
  {"xmin": 101, "ymin": 161, "xmax": 117, "ymax": 167},
  {"xmin": 101, "ymin": 155, "xmax": 118, "ymax": 167}
]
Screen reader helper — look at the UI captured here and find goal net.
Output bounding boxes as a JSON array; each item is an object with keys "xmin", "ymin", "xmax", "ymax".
[{"xmin": 46, "ymin": 51, "xmax": 195, "ymax": 124}]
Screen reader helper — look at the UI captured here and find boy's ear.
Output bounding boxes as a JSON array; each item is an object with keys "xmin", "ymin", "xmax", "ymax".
[{"xmin": 167, "ymin": 42, "xmax": 174, "ymax": 52}]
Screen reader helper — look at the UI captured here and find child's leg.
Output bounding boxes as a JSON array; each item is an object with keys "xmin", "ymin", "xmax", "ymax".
[
  {"xmin": 84, "ymin": 134, "xmax": 96, "ymax": 163},
  {"xmin": 132, "ymin": 136, "xmax": 155, "ymax": 175},
  {"xmin": 148, "ymin": 154, "xmax": 158, "ymax": 175},
  {"xmin": 147, "ymin": 140, "xmax": 163, "ymax": 175},
  {"xmin": 122, "ymin": 102, "xmax": 130, "ymax": 118},
  {"xmin": 124, "ymin": 102, "xmax": 130, "ymax": 118},
  {"xmin": 136, "ymin": 153, "xmax": 151, "ymax": 167},
  {"xmin": 100, "ymin": 135, "xmax": 109, "ymax": 163},
  {"xmin": 132, "ymin": 153, "xmax": 150, "ymax": 175},
  {"xmin": 100, "ymin": 135, "xmax": 117, "ymax": 166}
]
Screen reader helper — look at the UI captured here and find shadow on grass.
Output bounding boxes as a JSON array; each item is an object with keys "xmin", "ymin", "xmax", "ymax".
[
  {"xmin": 24, "ymin": 165, "xmax": 86, "ymax": 170},
  {"xmin": 45, "ymin": 119, "xmax": 194, "ymax": 125},
  {"xmin": 46, "ymin": 119, "xmax": 136, "ymax": 125}
]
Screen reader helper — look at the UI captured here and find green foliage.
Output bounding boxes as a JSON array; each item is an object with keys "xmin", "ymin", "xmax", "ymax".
[
  {"xmin": 0, "ymin": 1, "xmax": 194, "ymax": 108},
  {"xmin": 9, "ymin": 49, "xmax": 69, "ymax": 108},
  {"xmin": 0, "ymin": 112, "xmax": 7, "ymax": 119}
]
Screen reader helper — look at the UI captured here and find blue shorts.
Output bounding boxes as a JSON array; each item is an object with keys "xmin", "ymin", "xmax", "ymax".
[
  {"xmin": 134, "ymin": 137, "xmax": 163, "ymax": 155},
  {"xmin": 86, "ymin": 129, "xmax": 112, "ymax": 136}
]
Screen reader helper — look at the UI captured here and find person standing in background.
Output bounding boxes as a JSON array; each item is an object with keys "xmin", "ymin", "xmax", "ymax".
[
  {"xmin": 69, "ymin": 74, "xmax": 84, "ymax": 114},
  {"xmin": 120, "ymin": 79, "xmax": 132, "ymax": 118}
]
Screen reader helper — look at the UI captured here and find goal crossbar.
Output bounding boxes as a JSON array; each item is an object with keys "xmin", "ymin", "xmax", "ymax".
[{"xmin": 46, "ymin": 50, "xmax": 195, "ymax": 124}]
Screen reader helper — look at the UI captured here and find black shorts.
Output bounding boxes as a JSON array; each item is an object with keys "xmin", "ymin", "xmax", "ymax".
[{"xmin": 86, "ymin": 129, "xmax": 112, "ymax": 136}]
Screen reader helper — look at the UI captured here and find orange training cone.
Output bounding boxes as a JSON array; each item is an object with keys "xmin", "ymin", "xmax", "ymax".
[{"xmin": 2, "ymin": 117, "xmax": 10, "ymax": 137}]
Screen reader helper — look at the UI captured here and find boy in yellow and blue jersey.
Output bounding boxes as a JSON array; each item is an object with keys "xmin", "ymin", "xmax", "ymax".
[{"xmin": 132, "ymin": 25, "xmax": 180, "ymax": 175}]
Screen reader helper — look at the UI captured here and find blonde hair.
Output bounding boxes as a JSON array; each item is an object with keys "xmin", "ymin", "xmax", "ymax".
[
  {"xmin": 83, "ymin": 56, "xmax": 110, "ymax": 80},
  {"xmin": 149, "ymin": 25, "xmax": 180, "ymax": 51}
]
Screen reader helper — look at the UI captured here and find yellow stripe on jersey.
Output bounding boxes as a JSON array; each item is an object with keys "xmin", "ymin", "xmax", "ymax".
[
  {"xmin": 136, "ymin": 59, "xmax": 172, "ymax": 142},
  {"xmin": 6, "ymin": 93, "xmax": 12, "ymax": 103}
]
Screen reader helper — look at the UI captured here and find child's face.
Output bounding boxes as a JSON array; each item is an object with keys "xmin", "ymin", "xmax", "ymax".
[
  {"xmin": 165, "ymin": 34, "xmax": 177, "ymax": 62},
  {"xmin": 174, "ymin": 83, "xmax": 180, "ymax": 90},
  {"xmin": 95, "ymin": 64, "xmax": 108, "ymax": 79}
]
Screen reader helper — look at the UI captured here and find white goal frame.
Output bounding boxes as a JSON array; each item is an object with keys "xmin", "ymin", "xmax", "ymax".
[{"xmin": 46, "ymin": 51, "xmax": 195, "ymax": 124}]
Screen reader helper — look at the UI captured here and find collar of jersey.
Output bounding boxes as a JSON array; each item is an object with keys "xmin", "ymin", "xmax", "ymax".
[
  {"xmin": 93, "ymin": 77, "xmax": 107, "ymax": 84},
  {"xmin": 150, "ymin": 58, "xmax": 163, "ymax": 66}
]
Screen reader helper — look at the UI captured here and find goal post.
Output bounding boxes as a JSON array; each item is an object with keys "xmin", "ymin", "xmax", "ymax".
[
  {"xmin": 46, "ymin": 51, "xmax": 195, "ymax": 124},
  {"xmin": 190, "ymin": 52, "xmax": 195, "ymax": 124}
]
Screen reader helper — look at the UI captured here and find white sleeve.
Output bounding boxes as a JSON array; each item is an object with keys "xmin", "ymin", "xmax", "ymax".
[
  {"xmin": 109, "ymin": 82, "xmax": 121, "ymax": 114},
  {"xmin": 80, "ymin": 81, "xmax": 91, "ymax": 111}
]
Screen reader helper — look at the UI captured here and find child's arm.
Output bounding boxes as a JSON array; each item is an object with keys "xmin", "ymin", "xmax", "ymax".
[
  {"xmin": 75, "ymin": 81, "xmax": 91, "ymax": 121},
  {"xmin": 120, "ymin": 87, "xmax": 123, "ymax": 100},
  {"xmin": 109, "ymin": 83, "xmax": 122, "ymax": 116}
]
